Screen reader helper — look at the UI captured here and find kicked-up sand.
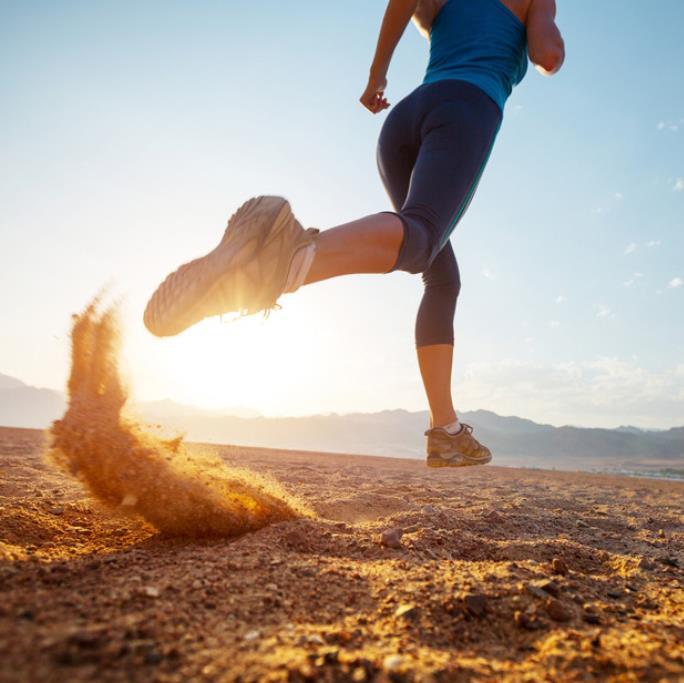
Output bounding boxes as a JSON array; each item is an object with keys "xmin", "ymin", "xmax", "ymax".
[
  {"xmin": 0, "ymin": 425, "xmax": 682, "ymax": 682},
  {"xmin": 48, "ymin": 300, "xmax": 308, "ymax": 536}
]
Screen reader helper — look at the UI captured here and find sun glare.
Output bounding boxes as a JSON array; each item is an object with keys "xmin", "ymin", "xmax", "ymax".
[{"xmin": 127, "ymin": 294, "xmax": 331, "ymax": 415}]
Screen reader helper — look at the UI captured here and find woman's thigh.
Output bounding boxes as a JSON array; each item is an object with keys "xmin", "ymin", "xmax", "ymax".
[
  {"xmin": 376, "ymin": 93, "xmax": 420, "ymax": 210},
  {"xmin": 404, "ymin": 87, "xmax": 502, "ymax": 254}
]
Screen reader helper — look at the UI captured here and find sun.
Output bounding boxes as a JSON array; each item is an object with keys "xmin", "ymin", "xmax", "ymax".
[{"xmin": 128, "ymin": 294, "xmax": 330, "ymax": 415}]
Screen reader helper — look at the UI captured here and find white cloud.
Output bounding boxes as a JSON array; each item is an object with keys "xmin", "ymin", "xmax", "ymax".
[
  {"xmin": 657, "ymin": 120, "xmax": 680, "ymax": 132},
  {"xmin": 555, "ymin": 295, "xmax": 566, "ymax": 304},
  {"xmin": 668, "ymin": 277, "xmax": 683, "ymax": 289},
  {"xmin": 482, "ymin": 268, "xmax": 497, "ymax": 280},
  {"xmin": 624, "ymin": 242, "xmax": 637, "ymax": 255},
  {"xmin": 458, "ymin": 357, "xmax": 684, "ymax": 428},
  {"xmin": 549, "ymin": 320, "xmax": 561, "ymax": 328},
  {"xmin": 674, "ymin": 178, "xmax": 684, "ymax": 192},
  {"xmin": 646, "ymin": 240, "xmax": 661, "ymax": 248},
  {"xmin": 594, "ymin": 304, "xmax": 615, "ymax": 319},
  {"xmin": 623, "ymin": 272, "xmax": 644, "ymax": 288},
  {"xmin": 614, "ymin": 192, "xmax": 623, "ymax": 201}
]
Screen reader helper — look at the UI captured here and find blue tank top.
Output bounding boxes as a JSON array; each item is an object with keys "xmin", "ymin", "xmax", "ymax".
[{"xmin": 423, "ymin": 0, "xmax": 528, "ymax": 111}]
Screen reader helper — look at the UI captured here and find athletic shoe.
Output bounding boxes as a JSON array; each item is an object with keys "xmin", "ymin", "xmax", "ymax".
[
  {"xmin": 144, "ymin": 196, "xmax": 319, "ymax": 337},
  {"xmin": 425, "ymin": 423, "xmax": 492, "ymax": 468}
]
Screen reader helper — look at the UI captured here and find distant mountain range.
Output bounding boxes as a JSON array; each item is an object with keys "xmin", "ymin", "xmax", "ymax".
[{"xmin": 1, "ymin": 371, "xmax": 682, "ymax": 478}]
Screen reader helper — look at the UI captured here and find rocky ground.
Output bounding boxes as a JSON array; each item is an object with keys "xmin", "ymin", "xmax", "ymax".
[{"xmin": 0, "ymin": 425, "xmax": 682, "ymax": 682}]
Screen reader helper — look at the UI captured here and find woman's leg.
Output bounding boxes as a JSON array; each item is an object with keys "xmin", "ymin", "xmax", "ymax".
[
  {"xmin": 303, "ymin": 212, "xmax": 404, "ymax": 284},
  {"xmin": 302, "ymin": 82, "xmax": 499, "ymax": 432}
]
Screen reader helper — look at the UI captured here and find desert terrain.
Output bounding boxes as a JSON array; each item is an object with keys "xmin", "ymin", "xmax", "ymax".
[{"xmin": 0, "ymin": 425, "xmax": 682, "ymax": 682}]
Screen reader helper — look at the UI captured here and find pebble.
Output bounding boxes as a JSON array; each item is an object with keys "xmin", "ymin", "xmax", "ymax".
[
  {"xmin": 551, "ymin": 558, "xmax": 569, "ymax": 575},
  {"xmin": 244, "ymin": 630, "xmax": 260, "ymax": 642},
  {"xmin": 575, "ymin": 519, "xmax": 590, "ymax": 528},
  {"xmin": 525, "ymin": 583, "xmax": 550, "ymax": 600},
  {"xmin": 545, "ymin": 598, "xmax": 572, "ymax": 622},
  {"xmin": 484, "ymin": 510, "xmax": 504, "ymax": 523},
  {"xmin": 383, "ymin": 654, "xmax": 403, "ymax": 672},
  {"xmin": 638, "ymin": 557, "xmax": 656, "ymax": 571},
  {"xmin": 463, "ymin": 593, "xmax": 488, "ymax": 618},
  {"xmin": 49, "ymin": 507, "xmax": 64, "ymax": 516},
  {"xmin": 539, "ymin": 580, "xmax": 560, "ymax": 598},
  {"xmin": 514, "ymin": 610, "xmax": 539, "ymax": 630},
  {"xmin": 583, "ymin": 611, "xmax": 601, "ymax": 625},
  {"xmin": 381, "ymin": 528, "xmax": 404, "ymax": 549},
  {"xmin": 395, "ymin": 604, "xmax": 419, "ymax": 620},
  {"xmin": 143, "ymin": 586, "xmax": 160, "ymax": 598}
]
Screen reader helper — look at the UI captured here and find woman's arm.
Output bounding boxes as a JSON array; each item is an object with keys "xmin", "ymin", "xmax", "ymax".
[
  {"xmin": 360, "ymin": 0, "xmax": 419, "ymax": 113},
  {"xmin": 526, "ymin": 0, "xmax": 565, "ymax": 76}
]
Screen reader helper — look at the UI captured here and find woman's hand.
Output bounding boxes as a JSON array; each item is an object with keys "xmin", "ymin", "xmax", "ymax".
[{"xmin": 360, "ymin": 73, "xmax": 390, "ymax": 114}]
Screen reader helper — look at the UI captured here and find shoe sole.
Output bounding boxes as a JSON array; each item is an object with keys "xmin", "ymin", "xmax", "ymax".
[
  {"xmin": 144, "ymin": 197, "xmax": 292, "ymax": 337},
  {"xmin": 426, "ymin": 452, "xmax": 492, "ymax": 468}
]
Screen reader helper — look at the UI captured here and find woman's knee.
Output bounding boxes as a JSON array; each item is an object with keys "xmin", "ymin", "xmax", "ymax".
[{"xmin": 391, "ymin": 212, "xmax": 444, "ymax": 274}]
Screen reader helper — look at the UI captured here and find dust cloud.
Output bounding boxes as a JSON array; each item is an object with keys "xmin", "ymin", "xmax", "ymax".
[{"xmin": 49, "ymin": 299, "xmax": 309, "ymax": 536}]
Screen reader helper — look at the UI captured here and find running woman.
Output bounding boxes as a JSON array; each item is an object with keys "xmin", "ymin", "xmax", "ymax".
[{"xmin": 144, "ymin": 0, "xmax": 565, "ymax": 468}]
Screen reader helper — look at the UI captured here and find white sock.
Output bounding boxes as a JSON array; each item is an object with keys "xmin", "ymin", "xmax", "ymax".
[
  {"xmin": 284, "ymin": 242, "xmax": 316, "ymax": 294},
  {"xmin": 444, "ymin": 419, "xmax": 463, "ymax": 435}
]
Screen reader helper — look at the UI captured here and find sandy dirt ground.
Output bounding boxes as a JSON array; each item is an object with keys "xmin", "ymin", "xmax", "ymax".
[{"xmin": 0, "ymin": 426, "xmax": 682, "ymax": 682}]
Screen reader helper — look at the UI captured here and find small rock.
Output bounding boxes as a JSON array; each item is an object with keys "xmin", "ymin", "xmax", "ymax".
[
  {"xmin": 352, "ymin": 667, "xmax": 368, "ymax": 682},
  {"xmin": 659, "ymin": 556, "xmax": 679, "ymax": 568},
  {"xmin": 539, "ymin": 580, "xmax": 560, "ymax": 598},
  {"xmin": 143, "ymin": 586, "xmax": 160, "ymax": 598},
  {"xmin": 395, "ymin": 604, "xmax": 419, "ymax": 620},
  {"xmin": 485, "ymin": 510, "xmax": 504, "ymax": 523},
  {"xmin": 265, "ymin": 583, "xmax": 279, "ymax": 591},
  {"xmin": 49, "ymin": 507, "xmax": 64, "ymax": 516},
  {"xmin": 383, "ymin": 654, "xmax": 403, "ymax": 672},
  {"xmin": 606, "ymin": 589, "xmax": 623, "ymax": 599},
  {"xmin": 551, "ymin": 558, "xmax": 569, "ymax": 575},
  {"xmin": 381, "ymin": 528, "xmax": 404, "ymax": 549},
  {"xmin": 191, "ymin": 579, "xmax": 202, "ymax": 590},
  {"xmin": 144, "ymin": 650, "xmax": 164, "ymax": 665},
  {"xmin": 583, "ymin": 611, "xmax": 601, "ymax": 625},
  {"xmin": 657, "ymin": 529, "xmax": 665, "ymax": 538},
  {"xmin": 638, "ymin": 557, "xmax": 656, "ymax": 571},
  {"xmin": 307, "ymin": 634, "xmax": 325, "ymax": 645},
  {"xmin": 514, "ymin": 610, "xmax": 539, "ymax": 630},
  {"xmin": 463, "ymin": 593, "xmax": 488, "ymax": 618},
  {"xmin": 244, "ymin": 630, "xmax": 260, "ymax": 642},
  {"xmin": 421, "ymin": 505, "xmax": 437, "ymax": 515},
  {"xmin": 526, "ymin": 583, "xmax": 550, "ymax": 600},
  {"xmin": 575, "ymin": 519, "xmax": 590, "ymax": 528},
  {"xmin": 545, "ymin": 598, "xmax": 572, "ymax": 622}
]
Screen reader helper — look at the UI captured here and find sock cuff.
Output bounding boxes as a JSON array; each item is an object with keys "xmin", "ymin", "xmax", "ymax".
[{"xmin": 284, "ymin": 242, "xmax": 316, "ymax": 294}]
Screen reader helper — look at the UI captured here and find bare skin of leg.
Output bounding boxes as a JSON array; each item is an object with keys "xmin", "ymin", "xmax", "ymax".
[
  {"xmin": 417, "ymin": 344, "xmax": 458, "ymax": 428},
  {"xmin": 302, "ymin": 212, "xmax": 458, "ymax": 430},
  {"xmin": 304, "ymin": 213, "xmax": 403, "ymax": 283}
]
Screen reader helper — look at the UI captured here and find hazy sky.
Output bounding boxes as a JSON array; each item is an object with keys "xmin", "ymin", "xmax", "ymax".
[{"xmin": 1, "ymin": 1, "xmax": 683, "ymax": 428}]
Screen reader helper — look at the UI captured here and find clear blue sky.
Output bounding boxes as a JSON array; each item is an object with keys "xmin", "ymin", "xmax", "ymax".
[{"xmin": 1, "ymin": 1, "xmax": 683, "ymax": 428}]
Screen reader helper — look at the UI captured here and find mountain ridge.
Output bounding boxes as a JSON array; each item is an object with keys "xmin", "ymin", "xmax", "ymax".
[{"xmin": 1, "ymin": 372, "xmax": 682, "ymax": 475}]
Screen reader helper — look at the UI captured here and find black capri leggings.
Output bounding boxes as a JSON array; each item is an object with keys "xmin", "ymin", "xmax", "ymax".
[{"xmin": 376, "ymin": 79, "xmax": 502, "ymax": 347}]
